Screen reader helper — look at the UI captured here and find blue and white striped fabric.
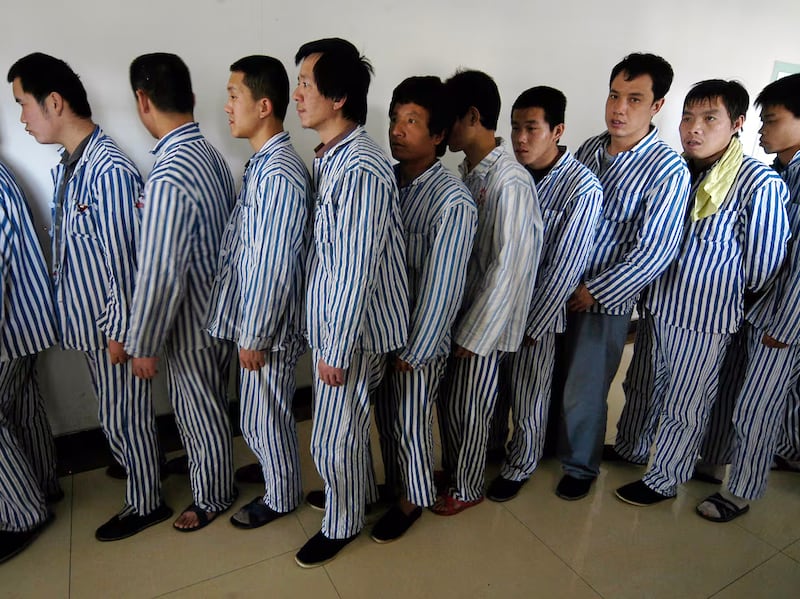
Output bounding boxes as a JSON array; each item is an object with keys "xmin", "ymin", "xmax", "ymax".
[
  {"xmin": 306, "ymin": 126, "xmax": 408, "ymax": 369},
  {"xmin": 396, "ymin": 160, "xmax": 477, "ymax": 366},
  {"xmin": 648, "ymin": 155, "xmax": 790, "ymax": 333},
  {"xmin": 127, "ymin": 122, "xmax": 236, "ymax": 356},
  {"xmin": 207, "ymin": 131, "xmax": 312, "ymax": 350},
  {"xmin": 525, "ymin": 149, "xmax": 602, "ymax": 339},
  {"xmin": 454, "ymin": 142, "xmax": 543, "ymax": 355},
  {"xmin": 0, "ymin": 162, "xmax": 56, "ymax": 360},
  {"xmin": 49, "ymin": 127, "xmax": 143, "ymax": 350},
  {"xmin": 575, "ymin": 127, "xmax": 690, "ymax": 315}
]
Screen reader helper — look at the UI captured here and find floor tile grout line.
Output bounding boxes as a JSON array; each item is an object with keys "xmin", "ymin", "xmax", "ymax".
[
  {"xmin": 704, "ymin": 551, "xmax": 782, "ymax": 598},
  {"xmin": 322, "ymin": 564, "xmax": 344, "ymax": 599},
  {"xmin": 499, "ymin": 501, "xmax": 606, "ymax": 598},
  {"xmin": 781, "ymin": 548, "xmax": 800, "ymax": 565}
]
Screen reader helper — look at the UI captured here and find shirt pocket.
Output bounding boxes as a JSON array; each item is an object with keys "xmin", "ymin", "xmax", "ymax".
[
  {"xmin": 542, "ymin": 208, "xmax": 564, "ymax": 247},
  {"xmin": 603, "ymin": 189, "xmax": 640, "ymax": 223},
  {"xmin": 65, "ymin": 200, "xmax": 99, "ymax": 240},
  {"xmin": 692, "ymin": 209, "xmax": 738, "ymax": 243},
  {"xmin": 313, "ymin": 193, "xmax": 336, "ymax": 271}
]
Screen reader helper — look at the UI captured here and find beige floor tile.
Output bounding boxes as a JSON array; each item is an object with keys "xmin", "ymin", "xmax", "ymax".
[
  {"xmin": 785, "ymin": 538, "xmax": 800, "ymax": 563},
  {"xmin": 160, "ymin": 551, "xmax": 340, "ymax": 599},
  {"xmin": 2, "ymin": 476, "xmax": 72, "ymax": 599},
  {"xmin": 68, "ymin": 451, "xmax": 309, "ymax": 598},
  {"xmin": 711, "ymin": 553, "xmax": 800, "ymax": 599},
  {"xmin": 322, "ymin": 501, "xmax": 599, "ymax": 599},
  {"xmin": 504, "ymin": 459, "xmax": 778, "ymax": 599}
]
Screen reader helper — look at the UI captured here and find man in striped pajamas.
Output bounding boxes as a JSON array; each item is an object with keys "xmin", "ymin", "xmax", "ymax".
[
  {"xmin": 371, "ymin": 76, "xmax": 477, "ymax": 541},
  {"xmin": 615, "ymin": 80, "xmax": 790, "ymax": 507},
  {"xmin": 557, "ymin": 53, "xmax": 690, "ymax": 501},
  {"xmin": 0, "ymin": 160, "xmax": 60, "ymax": 563},
  {"xmin": 207, "ymin": 55, "xmax": 312, "ymax": 529},
  {"xmin": 7, "ymin": 53, "xmax": 170, "ymax": 541},
  {"xmin": 432, "ymin": 70, "xmax": 542, "ymax": 516},
  {"xmin": 690, "ymin": 75, "xmax": 800, "ymax": 521},
  {"xmin": 127, "ymin": 53, "xmax": 237, "ymax": 532},
  {"xmin": 292, "ymin": 38, "xmax": 408, "ymax": 567},
  {"xmin": 487, "ymin": 87, "xmax": 603, "ymax": 502}
]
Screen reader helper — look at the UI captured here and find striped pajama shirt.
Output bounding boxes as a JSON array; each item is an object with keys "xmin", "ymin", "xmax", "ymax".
[
  {"xmin": 127, "ymin": 122, "xmax": 237, "ymax": 513},
  {"xmin": 634, "ymin": 155, "xmax": 790, "ymax": 497},
  {"xmin": 305, "ymin": 127, "xmax": 408, "ymax": 539},
  {"xmin": 560, "ymin": 127, "xmax": 689, "ymax": 480},
  {"xmin": 207, "ymin": 132, "xmax": 312, "ymax": 513},
  {"xmin": 441, "ymin": 142, "xmax": 543, "ymax": 502},
  {"xmin": 0, "ymin": 162, "xmax": 58, "ymax": 532},
  {"xmin": 373, "ymin": 161, "xmax": 476, "ymax": 507}
]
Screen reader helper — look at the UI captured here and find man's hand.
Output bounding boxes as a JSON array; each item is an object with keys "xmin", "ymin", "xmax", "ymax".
[
  {"xmin": 453, "ymin": 345, "xmax": 475, "ymax": 359},
  {"xmin": 394, "ymin": 357, "xmax": 414, "ymax": 372},
  {"xmin": 318, "ymin": 358, "xmax": 345, "ymax": 386},
  {"xmin": 567, "ymin": 283, "xmax": 596, "ymax": 312},
  {"xmin": 132, "ymin": 356, "xmax": 159, "ymax": 379},
  {"xmin": 108, "ymin": 339, "xmax": 130, "ymax": 365},
  {"xmin": 239, "ymin": 348, "xmax": 266, "ymax": 371},
  {"xmin": 762, "ymin": 333, "xmax": 789, "ymax": 349}
]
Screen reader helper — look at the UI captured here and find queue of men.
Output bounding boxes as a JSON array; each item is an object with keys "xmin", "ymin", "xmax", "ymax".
[{"xmin": 1, "ymin": 40, "xmax": 799, "ymax": 569}]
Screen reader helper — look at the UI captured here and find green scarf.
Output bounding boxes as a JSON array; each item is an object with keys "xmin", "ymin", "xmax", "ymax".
[{"xmin": 690, "ymin": 137, "xmax": 743, "ymax": 222}]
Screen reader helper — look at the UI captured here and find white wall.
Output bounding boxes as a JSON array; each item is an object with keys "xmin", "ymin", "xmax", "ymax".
[{"xmin": 2, "ymin": 0, "xmax": 798, "ymax": 434}]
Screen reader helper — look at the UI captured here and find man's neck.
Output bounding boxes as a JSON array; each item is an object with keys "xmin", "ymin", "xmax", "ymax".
[
  {"xmin": 529, "ymin": 144, "xmax": 562, "ymax": 171},
  {"xmin": 155, "ymin": 113, "xmax": 194, "ymax": 140},
  {"xmin": 464, "ymin": 131, "xmax": 497, "ymax": 172},
  {"xmin": 778, "ymin": 144, "xmax": 800, "ymax": 168},
  {"xmin": 608, "ymin": 126, "xmax": 650, "ymax": 155},
  {"xmin": 249, "ymin": 121, "xmax": 285, "ymax": 153},
  {"xmin": 317, "ymin": 116, "xmax": 356, "ymax": 147},
  {"xmin": 59, "ymin": 119, "xmax": 96, "ymax": 154},
  {"xmin": 398, "ymin": 156, "xmax": 436, "ymax": 187}
]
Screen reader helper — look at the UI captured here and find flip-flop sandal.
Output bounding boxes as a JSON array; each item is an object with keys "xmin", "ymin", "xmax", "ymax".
[
  {"xmin": 230, "ymin": 497, "xmax": 289, "ymax": 529},
  {"xmin": 429, "ymin": 492, "xmax": 483, "ymax": 516},
  {"xmin": 696, "ymin": 493, "xmax": 749, "ymax": 523},
  {"xmin": 174, "ymin": 501, "xmax": 233, "ymax": 533}
]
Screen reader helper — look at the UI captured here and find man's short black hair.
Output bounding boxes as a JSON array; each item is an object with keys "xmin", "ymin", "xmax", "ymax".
[
  {"xmin": 294, "ymin": 38, "xmax": 372, "ymax": 125},
  {"xmin": 390, "ymin": 76, "xmax": 451, "ymax": 157},
  {"xmin": 756, "ymin": 74, "xmax": 800, "ymax": 118},
  {"xmin": 512, "ymin": 86, "xmax": 567, "ymax": 130},
  {"xmin": 230, "ymin": 55, "xmax": 289, "ymax": 121},
  {"xmin": 130, "ymin": 53, "xmax": 194, "ymax": 114},
  {"xmin": 444, "ymin": 70, "xmax": 501, "ymax": 131},
  {"xmin": 610, "ymin": 53, "xmax": 674, "ymax": 102},
  {"xmin": 6, "ymin": 52, "xmax": 92, "ymax": 118},
  {"xmin": 684, "ymin": 79, "xmax": 749, "ymax": 125}
]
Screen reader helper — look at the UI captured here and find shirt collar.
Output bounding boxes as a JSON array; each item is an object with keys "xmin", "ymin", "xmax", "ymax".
[
  {"xmin": 252, "ymin": 130, "xmax": 291, "ymax": 162},
  {"xmin": 777, "ymin": 149, "xmax": 800, "ymax": 174},
  {"xmin": 396, "ymin": 160, "xmax": 442, "ymax": 189},
  {"xmin": 314, "ymin": 124, "xmax": 360, "ymax": 158},
  {"xmin": 60, "ymin": 125, "xmax": 99, "ymax": 167},
  {"xmin": 459, "ymin": 138, "xmax": 505, "ymax": 179},
  {"xmin": 151, "ymin": 121, "xmax": 202, "ymax": 156},
  {"xmin": 599, "ymin": 124, "xmax": 660, "ymax": 156}
]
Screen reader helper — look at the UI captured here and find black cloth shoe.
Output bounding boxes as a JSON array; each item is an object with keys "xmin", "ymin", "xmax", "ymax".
[
  {"xmin": 45, "ymin": 487, "xmax": 65, "ymax": 504},
  {"xmin": 555, "ymin": 475, "xmax": 593, "ymax": 501},
  {"xmin": 615, "ymin": 480, "xmax": 674, "ymax": 506},
  {"xmin": 95, "ymin": 503, "xmax": 173, "ymax": 541},
  {"xmin": 602, "ymin": 444, "xmax": 647, "ymax": 466},
  {"xmin": 105, "ymin": 461, "xmax": 127, "ymax": 480},
  {"xmin": 295, "ymin": 530, "xmax": 358, "ymax": 568},
  {"xmin": 164, "ymin": 454, "xmax": 189, "ymax": 475},
  {"xmin": 230, "ymin": 496, "xmax": 290, "ymax": 529},
  {"xmin": 234, "ymin": 462, "xmax": 265, "ymax": 484},
  {"xmin": 370, "ymin": 505, "xmax": 422, "ymax": 543},
  {"xmin": 0, "ymin": 513, "xmax": 54, "ymax": 564},
  {"xmin": 487, "ymin": 476, "xmax": 526, "ymax": 502},
  {"xmin": 486, "ymin": 447, "xmax": 506, "ymax": 464}
]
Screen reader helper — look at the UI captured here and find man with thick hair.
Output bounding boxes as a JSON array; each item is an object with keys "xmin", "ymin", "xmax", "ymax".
[
  {"xmin": 615, "ymin": 79, "xmax": 790, "ymax": 507},
  {"xmin": 127, "ymin": 53, "xmax": 237, "ymax": 532},
  {"xmin": 7, "ymin": 53, "xmax": 168, "ymax": 541},
  {"xmin": 206, "ymin": 55, "xmax": 312, "ymax": 529},
  {"xmin": 292, "ymin": 38, "xmax": 408, "ymax": 567},
  {"xmin": 557, "ymin": 53, "xmax": 690, "ymax": 501},
  {"xmin": 690, "ymin": 75, "xmax": 800, "ymax": 521},
  {"xmin": 432, "ymin": 69, "xmax": 542, "ymax": 515},
  {"xmin": 371, "ymin": 76, "xmax": 477, "ymax": 541},
  {"xmin": 487, "ymin": 86, "xmax": 603, "ymax": 502},
  {"xmin": 0, "ymin": 159, "xmax": 59, "ymax": 563}
]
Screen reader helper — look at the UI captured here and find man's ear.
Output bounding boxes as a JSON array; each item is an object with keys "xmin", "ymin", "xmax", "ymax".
[
  {"xmin": 650, "ymin": 97, "xmax": 666, "ymax": 117},
  {"xmin": 47, "ymin": 91, "xmax": 65, "ymax": 116},
  {"xmin": 332, "ymin": 95, "xmax": 346, "ymax": 111},
  {"xmin": 258, "ymin": 96, "xmax": 273, "ymax": 119},
  {"xmin": 468, "ymin": 105, "xmax": 480, "ymax": 126},
  {"xmin": 733, "ymin": 114, "xmax": 746, "ymax": 134},
  {"xmin": 552, "ymin": 123, "xmax": 565, "ymax": 142},
  {"xmin": 135, "ymin": 89, "xmax": 150, "ymax": 113}
]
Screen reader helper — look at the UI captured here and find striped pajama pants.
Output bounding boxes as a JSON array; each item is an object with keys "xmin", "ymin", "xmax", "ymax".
[
  {"xmin": 84, "ymin": 349, "xmax": 162, "ymax": 517},
  {"xmin": 440, "ymin": 350, "xmax": 507, "ymax": 502},
  {"xmin": 239, "ymin": 339, "xmax": 305, "ymax": 512},
  {"xmin": 375, "ymin": 356, "xmax": 447, "ymax": 507},
  {"xmin": 641, "ymin": 317, "xmax": 730, "ymax": 496},
  {"xmin": 163, "ymin": 341, "xmax": 236, "ymax": 512},
  {"xmin": 311, "ymin": 350, "xmax": 386, "ymax": 539},
  {"xmin": 615, "ymin": 308, "xmax": 661, "ymax": 463},
  {"xmin": 776, "ymin": 373, "xmax": 800, "ymax": 461},
  {"xmin": 500, "ymin": 332, "xmax": 556, "ymax": 482},
  {"xmin": 0, "ymin": 356, "xmax": 50, "ymax": 532}
]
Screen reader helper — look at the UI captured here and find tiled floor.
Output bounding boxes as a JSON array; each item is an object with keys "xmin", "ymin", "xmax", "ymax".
[{"xmin": 5, "ymin": 345, "xmax": 800, "ymax": 598}]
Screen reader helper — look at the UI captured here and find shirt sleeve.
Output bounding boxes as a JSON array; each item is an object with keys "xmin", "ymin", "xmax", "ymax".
[
  {"xmin": 397, "ymin": 200, "xmax": 477, "ymax": 367},
  {"xmin": 125, "ymin": 180, "xmax": 193, "ymax": 356},
  {"xmin": 743, "ymin": 177, "xmax": 790, "ymax": 294},
  {"xmin": 321, "ymin": 168, "xmax": 393, "ymax": 369},
  {"xmin": 454, "ymin": 180, "xmax": 540, "ymax": 355},
  {"xmin": 586, "ymin": 168, "xmax": 689, "ymax": 310},
  {"xmin": 239, "ymin": 173, "xmax": 307, "ymax": 350},
  {"xmin": 93, "ymin": 168, "xmax": 142, "ymax": 343},
  {"xmin": 526, "ymin": 185, "xmax": 602, "ymax": 339}
]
